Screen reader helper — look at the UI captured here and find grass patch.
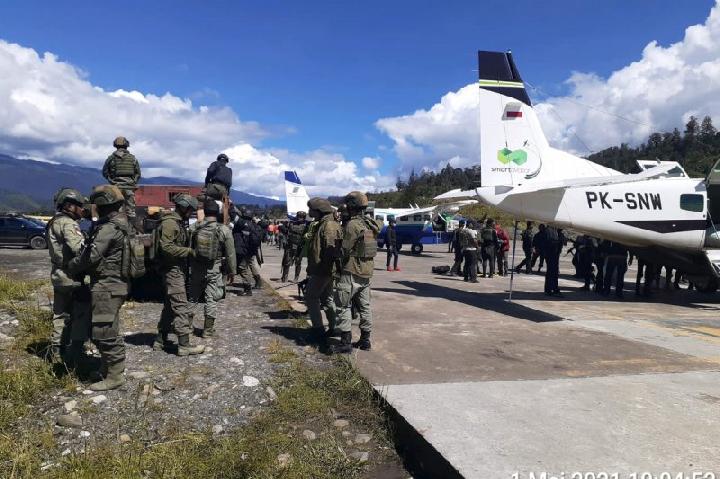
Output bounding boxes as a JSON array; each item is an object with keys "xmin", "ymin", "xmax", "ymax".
[{"xmin": 0, "ymin": 275, "xmax": 43, "ymax": 305}]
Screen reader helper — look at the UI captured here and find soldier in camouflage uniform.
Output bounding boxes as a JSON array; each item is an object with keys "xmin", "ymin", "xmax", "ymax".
[
  {"xmin": 304, "ymin": 198, "xmax": 342, "ymax": 341},
  {"xmin": 189, "ymin": 200, "xmax": 236, "ymax": 338},
  {"xmin": 331, "ymin": 191, "xmax": 380, "ymax": 354},
  {"xmin": 47, "ymin": 187, "xmax": 91, "ymax": 363},
  {"xmin": 281, "ymin": 211, "xmax": 307, "ymax": 282},
  {"xmin": 153, "ymin": 194, "xmax": 205, "ymax": 356},
  {"xmin": 68, "ymin": 185, "xmax": 130, "ymax": 391},
  {"xmin": 102, "ymin": 136, "xmax": 141, "ymax": 221}
]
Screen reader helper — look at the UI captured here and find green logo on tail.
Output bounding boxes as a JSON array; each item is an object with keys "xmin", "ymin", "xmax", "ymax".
[{"xmin": 497, "ymin": 148, "xmax": 528, "ymax": 166}]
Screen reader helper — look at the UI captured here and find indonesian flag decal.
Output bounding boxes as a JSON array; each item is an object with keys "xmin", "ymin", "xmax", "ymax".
[{"xmin": 503, "ymin": 101, "xmax": 523, "ymax": 120}]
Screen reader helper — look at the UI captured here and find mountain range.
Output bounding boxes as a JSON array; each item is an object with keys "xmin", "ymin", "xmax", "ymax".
[{"xmin": 0, "ymin": 154, "xmax": 284, "ymax": 212}]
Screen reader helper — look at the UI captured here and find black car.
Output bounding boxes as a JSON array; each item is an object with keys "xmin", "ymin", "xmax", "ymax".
[{"xmin": 0, "ymin": 216, "xmax": 47, "ymax": 249}]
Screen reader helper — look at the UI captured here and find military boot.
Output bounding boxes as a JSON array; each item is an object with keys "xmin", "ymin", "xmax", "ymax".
[
  {"xmin": 89, "ymin": 361, "xmax": 126, "ymax": 391},
  {"xmin": 329, "ymin": 332, "xmax": 353, "ymax": 355},
  {"xmin": 253, "ymin": 276, "xmax": 262, "ymax": 289},
  {"xmin": 152, "ymin": 332, "xmax": 169, "ymax": 351},
  {"xmin": 202, "ymin": 318, "xmax": 215, "ymax": 338},
  {"xmin": 177, "ymin": 334, "xmax": 205, "ymax": 356},
  {"xmin": 353, "ymin": 331, "xmax": 372, "ymax": 351}
]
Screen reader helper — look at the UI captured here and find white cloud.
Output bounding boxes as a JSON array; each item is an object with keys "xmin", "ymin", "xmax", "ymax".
[
  {"xmin": 0, "ymin": 39, "xmax": 390, "ymax": 197},
  {"xmin": 361, "ymin": 156, "xmax": 381, "ymax": 169},
  {"xmin": 377, "ymin": 0, "xmax": 720, "ymax": 170}
]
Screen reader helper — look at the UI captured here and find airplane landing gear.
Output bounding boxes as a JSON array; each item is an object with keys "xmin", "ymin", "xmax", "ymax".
[{"xmin": 411, "ymin": 244, "xmax": 423, "ymax": 255}]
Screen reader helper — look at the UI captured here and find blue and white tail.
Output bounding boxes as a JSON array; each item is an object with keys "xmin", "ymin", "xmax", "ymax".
[
  {"xmin": 478, "ymin": 51, "xmax": 617, "ymax": 188},
  {"xmin": 284, "ymin": 171, "xmax": 310, "ymax": 218}
]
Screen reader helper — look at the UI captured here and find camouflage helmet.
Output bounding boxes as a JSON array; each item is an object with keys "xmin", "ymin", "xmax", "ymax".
[
  {"xmin": 344, "ymin": 191, "xmax": 368, "ymax": 209},
  {"xmin": 53, "ymin": 187, "xmax": 86, "ymax": 209},
  {"xmin": 89, "ymin": 185, "xmax": 124, "ymax": 206},
  {"xmin": 113, "ymin": 136, "xmax": 129, "ymax": 148},
  {"xmin": 217, "ymin": 153, "xmax": 229, "ymax": 163},
  {"xmin": 173, "ymin": 193, "xmax": 198, "ymax": 211},
  {"xmin": 307, "ymin": 197, "xmax": 334, "ymax": 214},
  {"xmin": 295, "ymin": 210, "xmax": 307, "ymax": 220}
]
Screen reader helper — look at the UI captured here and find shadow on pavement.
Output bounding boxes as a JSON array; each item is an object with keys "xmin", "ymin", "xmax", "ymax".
[{"xmin": 374, "ymin": 280, "xmax": 564, "ymax": 323}]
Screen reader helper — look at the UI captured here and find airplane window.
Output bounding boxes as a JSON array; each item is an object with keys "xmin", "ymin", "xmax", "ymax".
[
  {"xmin": 423, "ymin": 214, "xmax": 432, "ymax": 221},
  {"xmin": 680, "ymin": 194, "xmax": 704, "ymax": 212},
  {"xmin": 375, "ymin": 215, "xmax": 384, "ymax": 221},
  {"xmin": 413, "ymin": 214, "xmax": 422, "ymax": 221},
  {"xmin": 387, "ymin": 215, "xmax": 395, "ymax": 222},
  {"xmin": 400, "ymin": 216, "xmax": 409, "ymax": 222}
]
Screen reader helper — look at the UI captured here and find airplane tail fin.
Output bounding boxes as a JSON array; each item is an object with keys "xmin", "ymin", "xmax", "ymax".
[
  {"xmin": 284, "ymin": 171, "xmax": 310, "ymax": 218},
  {"xmin": 478, "ymin": 51, "xmax": 616, "ymax": 188}
]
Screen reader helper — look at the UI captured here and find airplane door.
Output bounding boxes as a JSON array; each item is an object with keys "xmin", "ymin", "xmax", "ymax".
[{"xmin": 706, "ymin": 159, "xmax": 720, "ymax": 224}]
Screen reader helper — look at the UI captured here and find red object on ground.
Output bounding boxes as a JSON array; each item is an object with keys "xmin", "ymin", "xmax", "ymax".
[{"xmin": 394, "ymin": 267, "xmax": 402, "ymax": 272}]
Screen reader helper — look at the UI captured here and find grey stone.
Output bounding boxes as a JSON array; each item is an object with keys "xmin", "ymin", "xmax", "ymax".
[
  {"xmin": 333, "ymin": 419, "xmax": 349, "ymax": 429},
  {"xmin": 57, "ymin": 414, "xmax": 82, "ymax": 428},
  {"xmin": 302, "ymin": 429, "xmax": 316, "ymax": 441},
  {"xmin": 90, "ymin": 395, "xmax": 107, "ymax": 404},
  {"xmin": 277, "ymin": 453, "xmax": 291, "ymax": 468},
  {"xmin": 128, "ymin": 371, "xmax": 149, "ymax": 380},
  {"xmin": 242, "ymin": 375, "xmax": 260, "ymax": 387},
  {"xmin": 266, "ymin": 386, "xmax": 277, "ymax": 401},
  {"xmin": 354, "ymin": 433, "xmax": 372, "ymax": 444},
  {"xmin": 119, "ymin": 434, "xmax": 131, "ymax": 443},
  {"xmin": 212, "ymin": 425, "xmax": 223, "ymax": 435},
  {"xmin": 63, "ymin": 399, "xmax": 77, "ymax": 412},
  {"xmin": 350, "ymin": 451, "xmax": 369, "ymax": 463}
]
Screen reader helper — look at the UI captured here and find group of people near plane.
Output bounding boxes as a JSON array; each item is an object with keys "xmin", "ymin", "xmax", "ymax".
[{"xmin": 446, "ymin": 218, "xmax": 694, "ymax": 298}]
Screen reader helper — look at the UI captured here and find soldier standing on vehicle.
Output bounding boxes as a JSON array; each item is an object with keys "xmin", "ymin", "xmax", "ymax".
[
  {"xmin": 153, "ymin": 194, "xmax": 205, "ymax": 356},
  {"xmin": 331, "ymin": 191, "xmax": 380, "ymax": 354},
  {"xmin": 304, "ymin": 198, "xmax": 342, "ymax": 342},
  {"xmin": 68, "ymin": 185, "xmax": 130, "ymax": 391},
  {"xmin": 47, "ymin": 187, "xmax": 91, "ymax": 364},
  {"xmin": 204, "ymin": 153, "xmax": 233, "ymax": 200},
  {"xmin": 102, "ymin": 136, "xmax": 141, "ymax": 222},
  {"xmin": 232, "ymin": 207, "xmax": 264, "ymax": 296},
  {"xmin": 281, "ymin": 211, "xmax": 307, "ymax": 282},
  {"xmin": 189, "ymin": 200, "xmax": 236, "ymax": 338}
]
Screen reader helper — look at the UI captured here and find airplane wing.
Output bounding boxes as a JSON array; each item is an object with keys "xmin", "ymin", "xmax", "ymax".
[
  {"xmin": 434, "ymin": 163, "xmax": 678, "ymax": 201},
  {"xmin": 392, "ymin": 206, "xmax": 437, "ymax": 219}
]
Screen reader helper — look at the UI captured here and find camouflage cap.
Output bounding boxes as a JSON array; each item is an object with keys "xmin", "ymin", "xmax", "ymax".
[
  {"xmin": 173, "ymin": 193, "xmax": 198, "ymax": 210},
  {"xmin": 53, "ymin": 187, "xmax": 87, "ymax": 209},
  {"xmin": 307, "ymin": 197, "xmax": 334, "ymax": 214},
  {"xmin": 113, "ymin": 136, "xmax": 129, "ymax": 148},
  {"xmin": 90, "ymin": 185, "xmax": 124, "ymax": 206},
  {"xmin": 344, "ymin": 191, "xmax": 368, "ymax": 209}
]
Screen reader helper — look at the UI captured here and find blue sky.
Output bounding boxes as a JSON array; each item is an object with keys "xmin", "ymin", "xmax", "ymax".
[{"xmin": 0, "ymin": 0, "xmax": 717, "ymax": 195}]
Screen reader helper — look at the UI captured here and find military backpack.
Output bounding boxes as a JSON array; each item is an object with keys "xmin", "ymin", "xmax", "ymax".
[
  {"xmin": 109, "ymin": 218, "xmax": 146, "ymax": 280},
  {"xmin": 193, "ymin": 222, "xmax": 220, "ymax": 262},
  {"xmin": 109, "ymin": 151, "xmax": 138, "ymax": 178},
  {"xmin": 351, "ymin": 216, "xmax": 379, "ymax": 259}
]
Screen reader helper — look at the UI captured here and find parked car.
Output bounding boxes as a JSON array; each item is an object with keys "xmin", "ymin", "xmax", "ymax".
[{"xmin": 0, "ymin": 215, "xmax": 47, "ymax": 249}]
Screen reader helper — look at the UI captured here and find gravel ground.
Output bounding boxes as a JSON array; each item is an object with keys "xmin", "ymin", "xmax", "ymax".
[{"xmin": 0, "ymin": 249, "xmax": 409, "ymax": 478}]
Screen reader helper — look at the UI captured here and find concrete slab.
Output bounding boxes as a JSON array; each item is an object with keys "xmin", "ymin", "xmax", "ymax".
[
  {"xmin": 382, "ymin": 372, "xmax": 720, "ymax": 477},
  {"xmin": 262, "ymin": 242, "xmax": 720, "ymax": 477}
]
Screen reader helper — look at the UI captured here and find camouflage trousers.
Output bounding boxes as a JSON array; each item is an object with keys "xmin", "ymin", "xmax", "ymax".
[
  {"xmin": 51, "ymin": 284, "xmax": 91, "ymax": 347},
  {"xmin": 333, "ymin": 272, "xmax": 372, "ymax": 334},
  {"xmin": 190, "ymin": 264, "xmax": 224, "ymax": 332},
  {"xmin": 120, "ymin": 188, "xmax": 136, "ymax": 219},
  {"xmin": 90, "ymin": 287, "xmax": 126, "ymax": 367},
  {"xmin": 281, "ymin": 247, "xmax": 303, "ymax": 281},
  {"xmin": 159, "ymin": 266, "xmax": 193, "ymax": 337},
  {"xmin": 305, "ymin": 274, "xmax": 336, "ymax": 331}
]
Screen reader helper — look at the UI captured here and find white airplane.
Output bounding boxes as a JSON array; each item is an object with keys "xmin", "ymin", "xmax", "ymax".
[
  {"xmin": 436, "ymin": 50, "xmax": 720, "ymax": 292},
  {"xmin": 283, "ymin": 170, "xmax": 475, "ymax": 253}
]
